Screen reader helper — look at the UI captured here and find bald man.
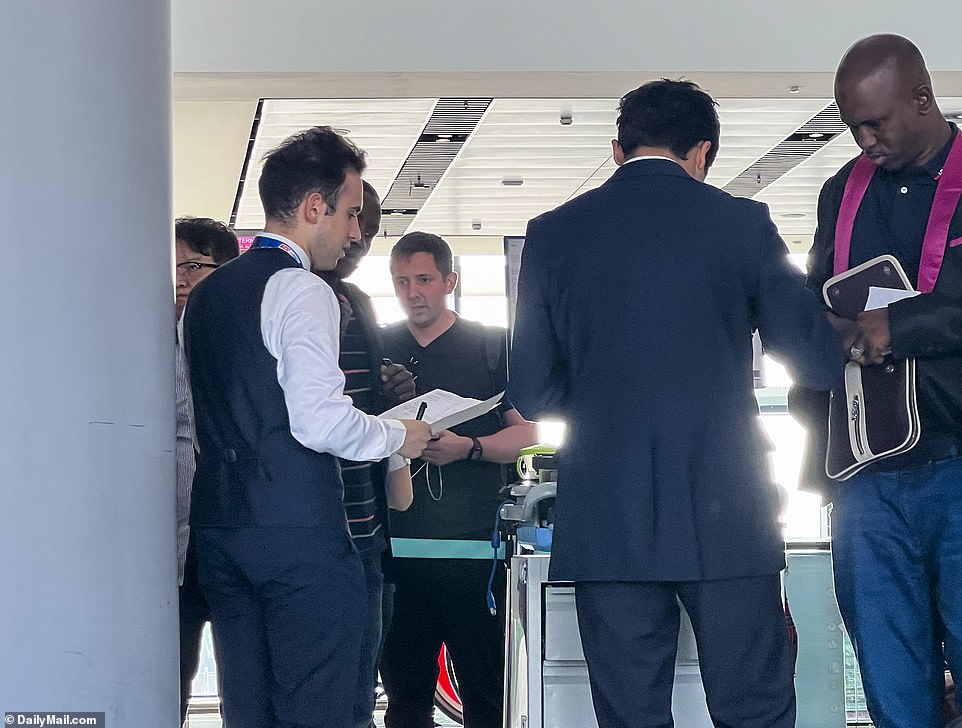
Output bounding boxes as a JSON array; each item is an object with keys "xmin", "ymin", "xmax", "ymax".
[{"xmin": 794, "ymin": 34, "xmax": 962, "ymax": 728}]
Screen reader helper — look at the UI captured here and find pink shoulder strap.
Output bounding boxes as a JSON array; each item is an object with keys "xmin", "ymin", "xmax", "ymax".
[
  {"xmin": 833, "ymin": 132, "xmax": 962, "ymax": 290},
  {"xmin": 833, "ymin": 156, "xmax": 877, "ymax": 276},
  {"xmin": 918, "ymin": 133, "xmax": 962, "ymax": 293}
]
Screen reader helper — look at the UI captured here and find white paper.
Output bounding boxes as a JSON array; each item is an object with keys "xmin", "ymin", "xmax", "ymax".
[
  {"xmin": 379, "ymin": 389, "xmax": 504, "ymax": 435},
  {"xmin": 864, "ymin": 286, "xmax": 920, "ymax": 311}
]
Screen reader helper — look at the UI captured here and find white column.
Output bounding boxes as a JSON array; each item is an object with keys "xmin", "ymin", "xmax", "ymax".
[{"xmin": 0, "ymin": 3, "xmax": 177, "ymax": 726}]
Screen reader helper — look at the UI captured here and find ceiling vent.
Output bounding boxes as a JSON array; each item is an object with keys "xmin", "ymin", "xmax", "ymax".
[
  {"xmin": 722, "ymin": 103, "xmax": 848, "ymax": 198},
  {"xmin": 379, "ymin": 98, "xmax": 492, "ymax": 237}
]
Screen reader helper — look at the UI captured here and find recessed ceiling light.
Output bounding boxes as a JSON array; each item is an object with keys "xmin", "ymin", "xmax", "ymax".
[
  {"xmin": 501, "ymin": 176, "xmax": 524, "ymax": 187},
  {"xmin": 807, "ymin": 132, "xmax": 825, "ymax": 139},
  {"xmin": 779, "ymin": 212, "xmax": 807, "ymax": 219},
  {"xmin": 471, "ymin": 220, "xmax": 482, "ymax": 230},
  {"xmin": 788, "ymin": 85, "xmax": 801, "ymax": 94},
  {"xmin": 436, "ymin": 134, "xmax": 453, "ymax": 143},
  {"xmin": 333, "ymin": 127, "xmax": 351, "ymax": 135}
]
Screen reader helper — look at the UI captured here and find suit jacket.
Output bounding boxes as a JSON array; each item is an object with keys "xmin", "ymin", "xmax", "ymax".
[
  {"xmin": 791, "ymin": 155, "xmax": 962, "ymax": 499},
  {"xmin": 508, "ymin": 158, "xmax": 844, "ymax": 582}
]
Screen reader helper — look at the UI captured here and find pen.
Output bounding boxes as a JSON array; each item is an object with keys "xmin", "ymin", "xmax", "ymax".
[{"xmin": 416, "ymin": 401, "xmax": 427, "ymax": 420}]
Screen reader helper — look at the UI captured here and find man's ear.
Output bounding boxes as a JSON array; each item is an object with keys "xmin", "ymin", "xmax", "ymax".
[
  {"xmin": 612, "ymin": 139, "xmax": 626, "ymax": 166},
  {"xmin": 302, "ymin": 191, "xmax": 328, "ymax": 224},
  {"xmin": 913, "ymin": 83, "xmax": 935, "ymax": 115},
  {"xmin": 694, "ymin": 140, "xmax": 712, "ymax": 175},
  {"xmin": 445, "ymin": 270, "xmax": 459, "ymax": 294}
]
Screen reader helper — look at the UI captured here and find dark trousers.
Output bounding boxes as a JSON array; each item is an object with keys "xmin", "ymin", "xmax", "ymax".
[
  {"xmin": 195, "ymin": 526, "xmax": 366, "ymax": 728},
  {"xmin": 379, "ymin": 558, "xmax": 505, "ymax": 728},
  {"xmin": 575, "ymin": 575, "xmax": 795, "ymax": 728},
  {"xmin": 179, "ymin": 535, "xmax": 211, "ymax": 726},
  {"xmin": 352, "ymin": 548, "xmax": 386, "ymax": 728}
]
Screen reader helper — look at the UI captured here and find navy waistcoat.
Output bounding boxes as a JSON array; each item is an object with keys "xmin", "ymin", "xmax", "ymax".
[{"xmin": 184, "ymin": 248, "xmax": 345, "ymax": 530}]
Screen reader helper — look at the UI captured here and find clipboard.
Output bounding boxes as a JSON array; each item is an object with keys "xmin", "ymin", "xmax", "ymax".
[{"xmin": 822, "ymin": 255, "xmax": 921, "ymax": 480}]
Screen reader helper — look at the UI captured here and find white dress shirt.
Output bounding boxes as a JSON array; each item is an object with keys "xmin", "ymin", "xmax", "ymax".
[{"xmin": 258, "ymin": 233, "xmax": 407, "ymax": 461}]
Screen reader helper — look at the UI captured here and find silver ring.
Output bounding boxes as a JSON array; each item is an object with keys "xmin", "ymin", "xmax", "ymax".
[{"xmin": 850, "ymin": 345, "xmax": 863, "ymax": 359}]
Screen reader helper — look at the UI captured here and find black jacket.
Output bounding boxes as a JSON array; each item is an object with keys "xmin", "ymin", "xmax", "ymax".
[{"xmin": 792, "ymin": 155, "xmax": 962, "ymax": 499}]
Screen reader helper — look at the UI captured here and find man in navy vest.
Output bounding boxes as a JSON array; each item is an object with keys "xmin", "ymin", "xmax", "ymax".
[
  {"xmin": 792, "ymin": 35, "xmax": 962, "ymax": 728},
  {"xmin": 184, "ymin": 126, "xmax": 432, "ymax": 728}
]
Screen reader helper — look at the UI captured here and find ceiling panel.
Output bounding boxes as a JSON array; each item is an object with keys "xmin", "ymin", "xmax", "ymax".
[
  {"xmin": 232, "ymin": 95, "xmax": 962, "ymax": 244},
  {"xmin": 579, "ymin": 98, "xmax": 832, "ymax": 194},
  {"xmin": 234, "ymin": 97, "xmax": 437, "ymax": 229},
  {"xmin": 411, "ymin": 98, "xmax": 621, "ymax": 236},
  {"xmin": 754, "ymin": 131, "xmax": 861, "ymax": 238}
]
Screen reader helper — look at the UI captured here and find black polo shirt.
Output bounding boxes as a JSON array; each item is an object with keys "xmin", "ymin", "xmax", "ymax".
[{"xmin": 850, "ymin": 123, "xmax": 958, "ymax": 286}]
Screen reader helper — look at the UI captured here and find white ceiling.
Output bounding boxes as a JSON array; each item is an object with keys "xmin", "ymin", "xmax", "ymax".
[{"xmin": 230, "ymin": 95, "xmax": 962, "ymax": 251}]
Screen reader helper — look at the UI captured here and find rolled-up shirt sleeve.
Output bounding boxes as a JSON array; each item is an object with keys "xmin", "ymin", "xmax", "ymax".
[{"xmin": 261, "ymin": 268, "xmax": 406, "ymax": 461}]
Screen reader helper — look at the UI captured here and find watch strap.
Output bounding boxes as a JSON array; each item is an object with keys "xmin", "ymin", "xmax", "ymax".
[{"xmin": 468, "ymin": 436, "xmax": 483, "ymax": 461}]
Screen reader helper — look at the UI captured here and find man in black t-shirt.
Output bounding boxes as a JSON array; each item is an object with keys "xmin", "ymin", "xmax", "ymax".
[{"xmin": 380, "ymin": 231, "xmax": 538, "ymax": 728}]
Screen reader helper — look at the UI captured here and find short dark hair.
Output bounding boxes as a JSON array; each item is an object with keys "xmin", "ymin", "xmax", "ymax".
[
  {"xmin": 258, "ymin": 126, "xmax": 367, "ymax": 223},
  {"xmin": 391, "ymin": 231, "xmax": 453, "ymax": 277},
  {"xmin": 616, "ymin": 80, "xmax": 720, "ymax": 169},
  {"xmin": 174, "ymin": 216, "xmax": 239, "ymax": 263}
]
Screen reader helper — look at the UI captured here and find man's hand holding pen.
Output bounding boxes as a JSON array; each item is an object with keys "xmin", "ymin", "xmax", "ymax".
[
  {"xmin": 398, "ymin": 415, "xmax": 431, "ymax": 459},
  {"xmin": 396, "ymin": 399, "xmax": 431, "ymax": 460}
]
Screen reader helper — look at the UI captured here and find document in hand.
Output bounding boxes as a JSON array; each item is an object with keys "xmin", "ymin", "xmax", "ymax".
[{"xmin": 380, "ymin": 390, "xmax": 504, "ymax": 436}]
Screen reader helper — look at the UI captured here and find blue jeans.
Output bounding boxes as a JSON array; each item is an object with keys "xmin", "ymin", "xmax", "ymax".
[{"xmin": 832, "ymin": 454, "xmax": 962, "ymax": 728}]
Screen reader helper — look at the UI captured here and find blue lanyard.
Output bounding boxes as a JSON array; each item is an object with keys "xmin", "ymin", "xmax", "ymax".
[{"xmin": 250, "ymin": 236, "xmax": 303, "ymax": 268}]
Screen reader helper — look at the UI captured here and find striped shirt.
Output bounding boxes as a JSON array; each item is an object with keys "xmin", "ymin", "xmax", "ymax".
[
  {"xmin": 175, "ymin": 327, "xmax": 195, "ymax": 584},
  {"xmin": 333, "ymin": 282, "xmax": 387, "ymax": 554}
]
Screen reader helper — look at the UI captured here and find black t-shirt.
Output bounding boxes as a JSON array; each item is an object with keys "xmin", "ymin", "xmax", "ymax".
[{"xmin": 381, "ymin": 317, "xmax": 510, "ymax": 541}]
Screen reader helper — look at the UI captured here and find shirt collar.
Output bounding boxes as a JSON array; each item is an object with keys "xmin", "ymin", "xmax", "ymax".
[
  {"xmin": 924, "ymin": 122, "xmax": 958, "ymax": 179},
  {"xmin": 256, "ymin": 232, "xmax": 310, "ymax": 269},
  {"xmin": 885, "ymin": 122, "xmax": 958, "ymax": 181},
  {"xmin": 624, "ymin": 154, "xmax": 683, "ymax": 168}
]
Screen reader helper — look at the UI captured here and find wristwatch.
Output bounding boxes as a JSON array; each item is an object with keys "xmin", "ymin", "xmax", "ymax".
[{"xmin": 467, "ymin": 436, "xmax": 483, "ymax": 462}]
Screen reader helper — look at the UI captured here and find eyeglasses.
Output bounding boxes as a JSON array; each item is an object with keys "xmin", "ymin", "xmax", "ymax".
[{"xmin": 176, "ymin": 261, "xmax": 219, "ymax": 278}]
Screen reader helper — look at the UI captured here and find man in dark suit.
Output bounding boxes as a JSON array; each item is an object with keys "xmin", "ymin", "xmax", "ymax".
[
  {"xmin": 184, "ymin": 127, "xmax": 431, "ymax": 728},
  {"xmin": 507, "ymin": 80, "xmax": 847, "ymax": 728}
]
